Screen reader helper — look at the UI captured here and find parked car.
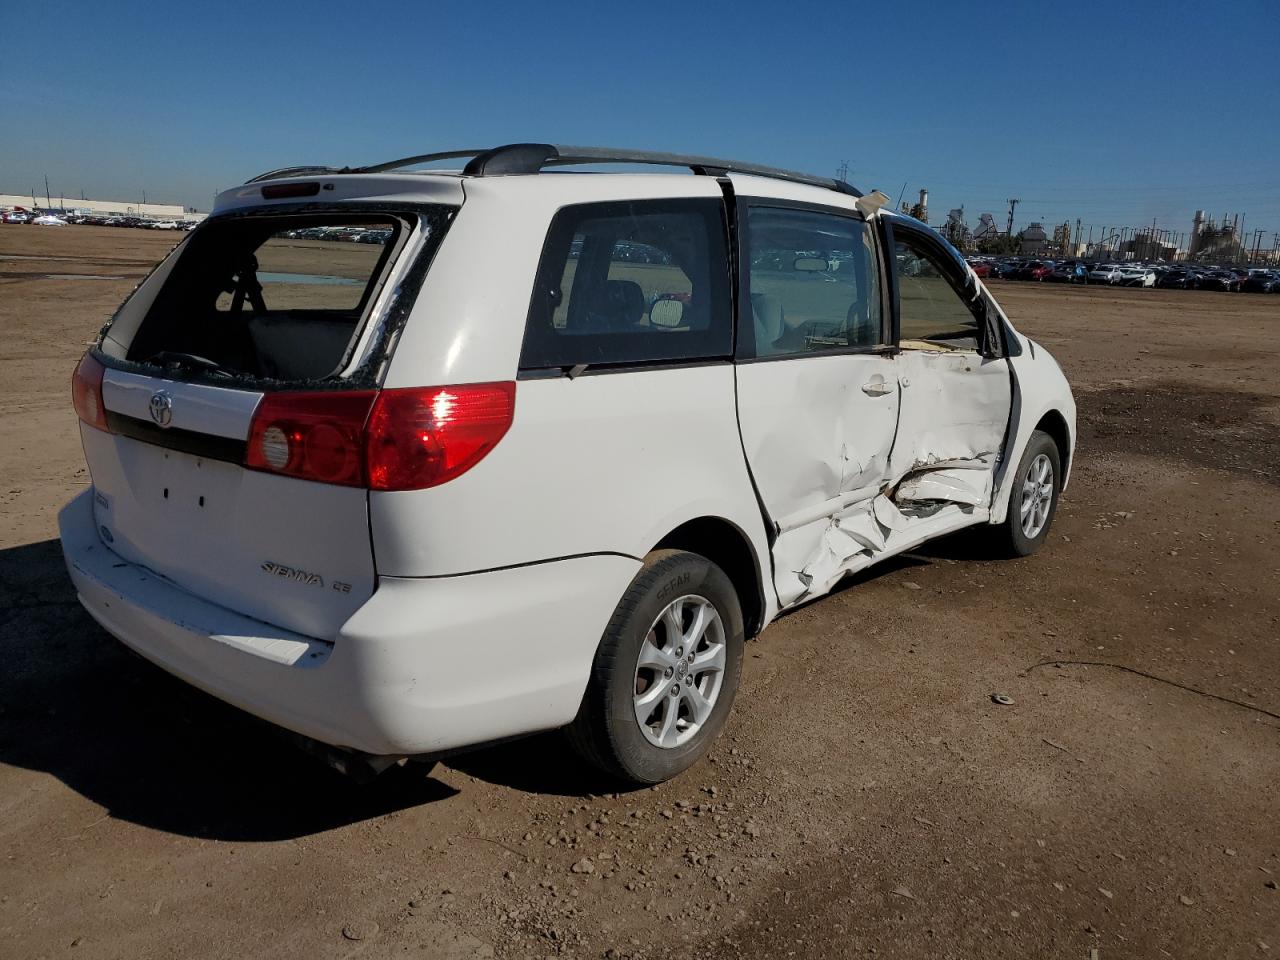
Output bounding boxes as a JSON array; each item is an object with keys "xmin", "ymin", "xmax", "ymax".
[
  {"xmin": 1156, "ymin": 268, "xmax": 1196, "ymax": 289},
  {"xmin": 1242, "ymin": 271, "xmax": 1280, "ymax": 293},
  {"xmin": 1, "ymin": 211, "xmax": 31, "ymax": 224},
  {"xmin": 1047, "ymin": 261, "xmax": 1089, "ymax": 283},
  {"xmin": 994, "ymin": 259, "xmax": 1024, "ymax": 280},
  {"xmin": 1088, "ymin": 264, "xmax": 1123, "ymax": 284},
  {"xmin": 1015, "ymin": 260, "xmax": 1056, "ymax": 281},
  {"xmin": 1116, "ymin": 265, "xmax": 1156, "ymax": 287},
  {"xmin": 60, "ymin": 143, "xmax": 1076, "ymax": 784},
  {"xmin": 965, "ymin": 259, "xmax": 991, "ymax": 278},
  {"xmin": 151, "ymin": 220, "xmax": 180, "ymax": 230},
  {"xmin": 1197, "ymin": 270, "xmax": 1240, "ymax": 292},
  {"xmin": 30, "ymin": 214, "xmax": 68, "ymax": 226}
]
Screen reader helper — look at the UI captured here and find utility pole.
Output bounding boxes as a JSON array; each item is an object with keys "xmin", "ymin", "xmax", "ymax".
[
  {"xmin": 1006, "ymin": 198, "xmax": 1020, "ymax": 235},
  {"xmin": 44, "ymin": 174, "xmax": 51, "ymax": 210}
]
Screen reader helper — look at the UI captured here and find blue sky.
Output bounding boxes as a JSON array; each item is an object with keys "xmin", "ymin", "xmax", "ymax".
[{"xmin": 2, "ymin": 0, "xmax": 1277, "ymax": 243}]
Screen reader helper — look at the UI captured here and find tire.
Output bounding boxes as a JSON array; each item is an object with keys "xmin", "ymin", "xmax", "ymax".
[
  {"xmin": 991, "ymin": 429, "xmax": 1062, "ymax": 557},
  {"xmin": 568, "ymin": 550, "xmax": 744, "ymax": 784}
]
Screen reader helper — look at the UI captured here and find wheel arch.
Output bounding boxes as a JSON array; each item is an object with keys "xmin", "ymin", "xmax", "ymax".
[
  {"xmin": 1034, "ymin": 409, "xmax": 1073, "ymax": 487},
  {"xmin": 651, "ymin": 516, "xmax": 767, "ymax": 638}
]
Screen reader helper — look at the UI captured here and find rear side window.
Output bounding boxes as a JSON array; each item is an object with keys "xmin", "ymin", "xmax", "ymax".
[{"xmin": 521, "ymin": 199, "xmax": 732, "ymax": 371}]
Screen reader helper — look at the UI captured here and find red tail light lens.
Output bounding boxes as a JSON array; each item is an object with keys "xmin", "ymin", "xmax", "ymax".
[
  {"xmin": 72, "ymin": 353, "xmax": 109, "ymax": 431},
  {"xmin": 244, "ymin": 382, "xmax": 515, "ymax": 490},
  {"xmin": 366, "ymin": 382, "xmax": 515, "ymax": 491},
  {"xmin": 246, "ymin": 391, "xmax": 377, "ymax": 487}
]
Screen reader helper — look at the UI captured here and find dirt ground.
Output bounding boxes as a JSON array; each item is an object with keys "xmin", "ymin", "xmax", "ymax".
[{"xmin": 1, "ymin": 225, "xmax": 1277, "ymax": 960}]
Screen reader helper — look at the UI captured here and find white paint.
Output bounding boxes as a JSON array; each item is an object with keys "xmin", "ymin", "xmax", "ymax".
[
  {"xmin": 62, "ymin": 489, "xmax": 640, "ymax": 756},
  {"xmin": 82, "ymin": 425, "xmax": 375, "ymax": 640},
  {"xmin": 736, "ymin": 353, "xmax": 902, "ymax": 605},
  {"xmin": 369, "ymin": 364, "xmax": 773, "ymax": 586},
  {"xmin": 102, "ymin": 369, "xmax": 262, "ymax": 439}
]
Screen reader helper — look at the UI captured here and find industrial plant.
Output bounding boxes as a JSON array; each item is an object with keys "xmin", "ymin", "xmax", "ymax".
[{"xmin": 893, "ymin": 187, "xmax": 1277, "ymax": 266}]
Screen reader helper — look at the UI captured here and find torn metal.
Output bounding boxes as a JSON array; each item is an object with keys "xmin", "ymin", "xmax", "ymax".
[{"xmin": 744, "ymin": 346, "xmax": 1012, "ymax": 607}]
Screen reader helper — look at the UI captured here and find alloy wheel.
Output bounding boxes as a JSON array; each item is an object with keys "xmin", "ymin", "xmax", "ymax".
[
  {"xmin": 1019, "ymin": 453, "xmax": 1054, "ymax": 539},
  {"xmin": 632, "ymin": 595, "xmax": 727, "ymax": 749}
]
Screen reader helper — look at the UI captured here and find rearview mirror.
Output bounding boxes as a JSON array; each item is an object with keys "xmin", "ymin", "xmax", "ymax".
[{"xmin": 793, "ymin": 257, "xmax": 829, "ymax": 273}]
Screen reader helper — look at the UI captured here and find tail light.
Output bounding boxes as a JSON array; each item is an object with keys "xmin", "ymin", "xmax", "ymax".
[
  {"xmin": 245, "ymin": 382, "xmax": 515, "ymax": 491},
  {"xmin": 246, "ymin": 391, "xmax": 377, "ymax": 487},
  {"xmin": 366, "ymin": 382, "xmax": 515, "ymax": 490},
  {"xmin": 72, "ymin": 353, "xmax": 109, "ymax": 431}
]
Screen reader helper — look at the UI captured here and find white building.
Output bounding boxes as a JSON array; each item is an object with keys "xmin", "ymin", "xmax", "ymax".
[{"xmin": 0, "ymin": 193, "xmax": 203, "ymax": 221}]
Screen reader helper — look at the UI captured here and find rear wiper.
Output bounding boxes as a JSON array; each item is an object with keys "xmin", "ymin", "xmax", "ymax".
[{"xmin": 145, "ymin": 351, "xmax": 235, "ymax": 379}]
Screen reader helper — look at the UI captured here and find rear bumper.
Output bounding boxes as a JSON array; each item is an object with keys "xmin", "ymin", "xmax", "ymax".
[{"xmin": 60, "ymin": 490, "xmax": 640, "ymax": 757}]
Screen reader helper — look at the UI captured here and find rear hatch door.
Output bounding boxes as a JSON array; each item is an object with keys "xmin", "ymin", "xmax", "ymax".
[
  {"xmin": 78, "ymin": 200, "xmax": 456, "ymax": 639},
  {"xmin": 87, "ymin": 370, "xmax": 372, "ymax": 640}
]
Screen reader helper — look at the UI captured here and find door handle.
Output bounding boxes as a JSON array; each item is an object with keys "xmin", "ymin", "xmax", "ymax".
[{"xmin": 861, "ymin": 379, "xmax": 893, "ymax": 397}]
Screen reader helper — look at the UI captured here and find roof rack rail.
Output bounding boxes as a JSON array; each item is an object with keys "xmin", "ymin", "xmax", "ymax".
[
  {"xmin": 365, "ymin": 143, "xmax": 862, "ymax": 198},
  {"xmin": 246, "ymin": 144, "xmax": 864, "ymax": 199},
  {"xmin": 356, "ymin": 149, "xmax": 488, "ymax": 174}
]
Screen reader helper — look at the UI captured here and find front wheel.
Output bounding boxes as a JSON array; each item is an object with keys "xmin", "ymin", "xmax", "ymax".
[
  {"xmin": 991, "ymin": 430, "xmax": 1061, "ymax": 557},
  {"xmin": 568, "ymin": 550, "xmax": 744, "ymax": 784}
]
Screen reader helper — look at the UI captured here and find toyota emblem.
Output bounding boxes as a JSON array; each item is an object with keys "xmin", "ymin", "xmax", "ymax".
[{"xmin": 148, "ymin": 391, "xmax": 174, "ymax": 428}]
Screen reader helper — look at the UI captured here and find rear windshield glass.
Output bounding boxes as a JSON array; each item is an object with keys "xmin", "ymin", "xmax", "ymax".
[
  {"xmin": 122, "ymin": 215, "xmax": 403, "ymax": 382},
  {"xmin": 521, "ymin": 199, "xmax": 732, "ymax": 371}
]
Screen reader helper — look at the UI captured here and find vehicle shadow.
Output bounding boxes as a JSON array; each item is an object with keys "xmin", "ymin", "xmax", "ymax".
[
  {"xmin": 446, "ymin": 733, "xmax": 632, "ymax": 799},
  {"xmin": 0, "ymin": 538, "xmax": 459, "ymax": 842}
]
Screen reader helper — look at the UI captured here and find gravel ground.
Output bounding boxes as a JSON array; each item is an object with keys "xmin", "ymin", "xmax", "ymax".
[{"xmin": 1, "ymin": 226, "xmax": 1277, "ymax": 959}]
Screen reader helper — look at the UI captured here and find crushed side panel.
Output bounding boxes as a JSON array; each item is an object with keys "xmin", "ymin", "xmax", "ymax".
[{"xmin": 888, "ymin": 350, "xmax": 1012, "ymax": 506}]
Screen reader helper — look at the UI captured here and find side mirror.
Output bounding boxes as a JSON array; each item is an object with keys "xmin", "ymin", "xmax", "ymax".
[
  {"xmin": 649, "ymin": 295, "xmax": 686, "ymax": 328},
  {"xmin": 793, "ymin": 256, "xmax": 829, "ymax": 273}
]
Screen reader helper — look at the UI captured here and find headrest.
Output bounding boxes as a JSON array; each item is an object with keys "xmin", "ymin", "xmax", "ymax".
[{"xmin": 586, "ymin": 279, "xmax": 646, "ymax": 330}]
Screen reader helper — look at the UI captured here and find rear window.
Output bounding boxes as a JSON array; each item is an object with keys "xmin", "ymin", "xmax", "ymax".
[
  {"xmin": 520, "ymin": 199, "xmax": 732, "ymax": 371},
  {"xmin": 114, "ymin": 214, "xmax": 413, "ymax": 383}
]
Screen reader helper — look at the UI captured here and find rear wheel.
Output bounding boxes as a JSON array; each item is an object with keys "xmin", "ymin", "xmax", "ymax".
[
  {"xmin": 568, "ymin": 550, "xmax": 744, "ymax": 784},
  {"xmin": 991, "ymin": 430, "xmax": 1061, "ymax": 557}
]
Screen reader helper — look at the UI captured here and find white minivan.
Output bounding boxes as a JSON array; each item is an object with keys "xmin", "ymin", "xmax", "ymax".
[{"xmin": 61, "ymin": 144, "xmax": 1075, "ymax": 784}]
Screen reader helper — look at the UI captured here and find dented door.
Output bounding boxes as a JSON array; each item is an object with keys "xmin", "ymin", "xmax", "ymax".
[
  {"xmin": 732, "ymin": 202, "xmax": 900, "ymax": 607},
  {"xmin": 736, "ymin": 355, "xmax": 901, "ymax": 605},
  {"xmin": 886, "ymin": 220, "xmax": 1013, "ymax": 510}
]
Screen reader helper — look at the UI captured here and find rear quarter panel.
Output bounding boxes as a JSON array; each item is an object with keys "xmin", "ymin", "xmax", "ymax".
[{"xmin": 368, "ymin": 365, "xmax": 773, "ymax": 584}]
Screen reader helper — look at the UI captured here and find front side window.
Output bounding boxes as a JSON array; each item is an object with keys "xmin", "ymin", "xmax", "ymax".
[
  {"xmin": 894, "ymin": 233, "xmax": 981, "ymax": 351},
  {"xmin": 743, "ymin": 207, "xmax": 882, "ymax": 359},
  {"xmin": 521, "ymin": 199, "xmax": 731, "ymax": 370}
]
